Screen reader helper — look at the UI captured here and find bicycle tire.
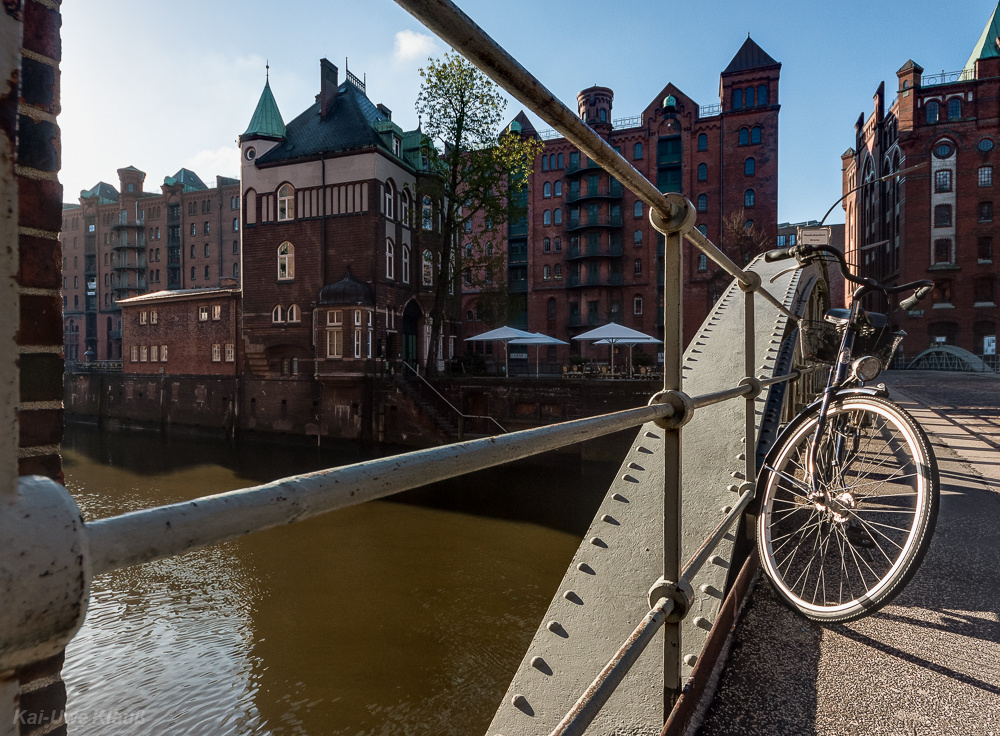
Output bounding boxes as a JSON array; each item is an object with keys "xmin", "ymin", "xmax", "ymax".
[{"xmin": 757, "ymin": 394, "xmax": 939, "ymax": 622}]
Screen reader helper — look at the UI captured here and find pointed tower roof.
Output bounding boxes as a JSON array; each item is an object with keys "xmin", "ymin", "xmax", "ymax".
[
  {"xmin": 964, "ymin": 1, "xmax": 1000, "ymax": 76},
  {"xmin": 510, "ymin": 110, "xmax": 537, "ymax": 136},
  {"xmin": 722, "ymin": 36, "xmax": 780, "ymax": 75},
  {"xmin": 243, "ymin": 79, "xmax": 286, "ymax": 140}
]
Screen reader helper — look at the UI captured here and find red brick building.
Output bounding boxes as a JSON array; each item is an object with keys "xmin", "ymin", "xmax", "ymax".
[
  {"xmin": 60, "ymin": 167, "xmax": 241, "ymax": 364},
  {"xmin": 239, "ymin": 60, "xmax": 444, "ymax": 382},
  {"xmin": 463, "ymin": 36, "xmax": 781, "ymax": 368},
  {"xmin": 843, "ymin": 3, "xmax": 1000, "ymax": 365},
  {"xmin": 118, "ymin": 288, "xmax": 240, "ymax": 375}
]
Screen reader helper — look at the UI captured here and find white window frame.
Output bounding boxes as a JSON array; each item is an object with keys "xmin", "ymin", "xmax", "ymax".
[
  {"xmin": 354, "ymin": 329, "xmax": 362, "ymax": 359},
  {"xmin": 385, "ymin": 181, "xmax": 394, "ymax": 219},
  {"xmin": 151, "ymin": 345, "xmax": 159, "ymax": 362},
  {"xmin": 139, "ymin": 311, "xmax": 147, "ymax": 325},
  {"xmin": 287, "ymin": 304, "xmax": 301, "ymax": 323},
  {"xmin": 198, "ymin": 306, "xmax": 208, "ymax": 322},
  {"xmin": 212, "ymin": 305, "xmax": 221, "ymax": 321},
  {"xmin": 212, "ymin": 343, "xmax": 221, "ymax": 362},
  {"xmin": 327, "ymin": 309, "xmax": 343, "ymax": 326},
  {"xmin": 140, "ymin": 345, "xmax": 148, "ymax": 362},
  {"xmin": 386, "ymin": 239, "xmax": 395, "ymax": 279},
  {"xmin": 161, "ymin": 345, "xmax": 168, "ymax": 362},
  {"xmin": 327, "ymin": 329, "xmax": 343, "ymax": 358},
  {"xmin": 150, "ymin": 310, "xmax": 158, "ymax": 325},
  {"xmin": 277, "ymin": 184, "xmax": 294, "ymax": 221},
  {"xmin": 277, "ymin": 242, "xmax": 294, "ymax": 280},
  {"xmin": 225, "ymin": 344, "xmax": 235, "ymax": 362},
  {"xmin": 130, "ymin": 346, "xmax": 138, "ymax": 362},
  {"xmin": 634, "ymin": 297, "xmax": 643, "ymax": 315},
  {"xmin": 272, "ymin": 305, "xmax": 284, "ymax": 324},
  {"xmin": 402, "ymin": 246, "xmax": 410, "ymax": 284}
]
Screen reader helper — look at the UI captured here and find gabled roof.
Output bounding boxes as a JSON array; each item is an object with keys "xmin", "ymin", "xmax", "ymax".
[
  {"xmin": 256, "ymin": 80, "xmax": 396, "ymax": 165},
  {"xmin": 722, "ymin": 36, "xmax": 779, "ymax": 75},
  {"xmin": 509, "ymin": 110, "xmax": 537, "ymax": 137},
  {"xmin": 118, "ymin": 287, "xmax": 239, "ymax": 304},
  {"xmin": 965, "ymin": 1, "xmax": 1000, "ymax": 75},
  {"xmin": 80, "ymin": 181, "xmax": 119, "ymax": 203},
  {"xmin": 243, "ymin": 79, "xmax": 286, "ymax": 140},
  {"xmin": 164, "ymin": 168, "xmax": 208, "ymax": 191}
]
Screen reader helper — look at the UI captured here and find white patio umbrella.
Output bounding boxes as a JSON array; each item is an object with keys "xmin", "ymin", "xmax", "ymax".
[
  {"xmin": 508, "ymin": 333, "xmax": 569, "ymax": 377},
  {"xmin": 465, "ymin": 325, "xmax": 535, "ymax": 377},
  {"xmin": 572, "ymin": 322, "xmax": 661, "ymax": 375},
  {"xmin": 594, "ymin": 336, "xmax": 662, "ymax": 376}
]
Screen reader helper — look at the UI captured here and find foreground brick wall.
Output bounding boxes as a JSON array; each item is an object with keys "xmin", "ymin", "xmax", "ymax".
[{"xmin": 4, "ymin": 0, "xmax": 68, "ymax": 733}]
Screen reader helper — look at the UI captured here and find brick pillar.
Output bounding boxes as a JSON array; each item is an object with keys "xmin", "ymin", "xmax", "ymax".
[{"xmin": 2, "ymin": 0, "xmax": 68, "ymax": 733}]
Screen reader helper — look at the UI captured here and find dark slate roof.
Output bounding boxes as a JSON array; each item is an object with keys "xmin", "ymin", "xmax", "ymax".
[
  {"xmin": 510, "ymin": 110, "xmax": 537, "ymax": 136},
  {"xmin": 243, "ymin": 80, "xmax": 286, "ymax": 139},
  {"xmin": 722, "ymin": 36, "xmax": 779, "ymax": 74},
  {"xmin": 257, "ymin": 81, "xmax": 391, "ymax": 165},
  {"xmin": 217, "ymin": 176, "xmax": 239, "ymax": 187},
  {"xmin": 319, "ymin": 271, "xmax": 375, "ymax": 306},
  {"xmin": 80, "ymin": 181, "xmax": 119, "ymax": 203},
  {"xmin": 165, "ymin": 168, "xmax": 208, "ymax": 191},
  {"xmin": 898, "ymin": 59, "xmax": 923, "ymax": 73}
]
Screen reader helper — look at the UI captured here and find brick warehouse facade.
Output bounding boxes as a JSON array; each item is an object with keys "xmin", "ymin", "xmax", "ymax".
[
  {"xmin": 60, "ymin": 167, "xmax": 241, "ymax": 364},
  {"xmin": 843, "ymin": 3, "xmax": 1000, "ymax": 366},
  {"xmin": 463, "ymin": 36, "xmax": 781, "ymax": 368}
]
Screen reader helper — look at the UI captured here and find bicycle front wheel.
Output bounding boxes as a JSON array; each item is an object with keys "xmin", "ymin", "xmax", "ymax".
[{"xmin": 757, "ymin": 395, "xmax": 939, "ymax": 622}]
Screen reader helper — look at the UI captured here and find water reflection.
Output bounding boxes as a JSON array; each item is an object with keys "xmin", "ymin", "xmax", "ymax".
[{"xmin": 63, "ymin": 423, "xmax": 615, "ymax": 735}]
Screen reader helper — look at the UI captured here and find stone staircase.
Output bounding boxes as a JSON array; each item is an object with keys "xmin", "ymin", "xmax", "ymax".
[{"xmin": 392, "ymin": 371, "xmax": 460, "ymax": 438}]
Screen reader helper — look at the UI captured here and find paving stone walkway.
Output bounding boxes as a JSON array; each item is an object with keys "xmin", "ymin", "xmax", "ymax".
[{"xmin": 699, "ymin": 370, "xmax": 1000, "ymax": 736}]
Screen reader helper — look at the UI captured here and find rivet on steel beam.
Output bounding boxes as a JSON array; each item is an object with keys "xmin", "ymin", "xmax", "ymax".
[
  {"xmin": 709, "ymin": 555, "xmax": 729, "ymax": 569},
  {"xmin": 601, "ymin": 514, "xmax": 619, "ymax": 525},
  {"xmin": 721, "ymin": 506, "xmax": 732, "ymax": 514},
  {"xmin": 512, "ymin": 694, "xmax": 530, "ymax": 710},
  {"xmin": 590, "ymin": 536, "xmax": 607, "ymax": 548},
  {"xmin": 564, "ymin": 590, "xmax": 583, "ymax": 604},
  {"xmin": 693, "ymin": 616, "xmax": 713, "ymax": 631},
  {"xmin": 622, "ymin": 474, "xmax": 639, "ymax": 483},
  {"xmin": 727, "ymin": 484, "xmax": 739, "ymax": 493},
  {"xmin": 612, "ymin": 492, "xmax": 629, "ymax": 502},
  {"xmin": 626, "ymin": 462, "xmax": 644, "ymax": 471},
  {"xmin": 577, "ymin": 562, "xmax": 595, "ymax": 574},
  {"xmin": 700, "ymin": 584, "xmax": 722, "ymax": 598},
  {"xmin": 644, "ymin": 431, "xmax": 661, "ymax": 439},
  {"xmin": 731, "ymin": 471, "xmax": 745, "ymax": 480},
  {"xmin": 736, "ymin": 452, "xmax": 746, "ymax": 461},
  {"xmin": 530, "ymin": 656, "xmax": 553, "ymax": 675},
  {"xmin": 684, "ymin": 654, "xmax": 699, "ymax": 667},
  {"xmin": 637, "ymin": 446, "xmax": 654, "ymax": 454},
  {"xmin": 547, "ymin": 620, "xmax": 568, "ymax": 637}
]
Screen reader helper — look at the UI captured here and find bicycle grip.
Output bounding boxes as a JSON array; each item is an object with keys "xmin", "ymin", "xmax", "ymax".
[
  {"xmin": 899, "ymin": 285, "xmax": 933, "ymax": 311},
  {"xmin": 764, "ymin": 247, "xmax": 795, "ymax": 262}
]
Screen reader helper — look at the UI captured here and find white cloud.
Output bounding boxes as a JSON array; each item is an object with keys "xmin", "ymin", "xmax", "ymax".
[
  {"xmin": 393, "ymin": 30, "xmax": 438, "ymax": 63},
  {"xmin": 181, "ymin": 146, "xmax": 240, "ymax": 184}
]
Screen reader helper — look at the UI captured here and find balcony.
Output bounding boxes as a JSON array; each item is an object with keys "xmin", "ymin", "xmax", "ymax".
[
  {"xmin": 567, "ymin": 241, "xmax": 624, "ymax": 260},
  {"xmin": 566, "ymin": 272, "xmax": 624, "ymax": 288},
  {"xmin": 508, "ymin": 219, "xmax": 528, "ymax": 237},
  {"xmin": 565, "ymin": 214, "xmax": 623, "ymax": 232},
  {"xmin": 565, "ymin": 182, "xmax": 623, "ymax": 203}
]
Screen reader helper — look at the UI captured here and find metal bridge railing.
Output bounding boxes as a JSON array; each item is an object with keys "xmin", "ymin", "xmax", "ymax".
[{"xmin": 0, "ymin": 1, "xmax": 822, "ymax": 733}]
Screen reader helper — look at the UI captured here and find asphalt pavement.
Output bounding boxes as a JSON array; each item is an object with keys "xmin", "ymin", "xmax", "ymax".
[{"xmin": 699, "ymin": 370, "xmax": 1000, "ymax": 736}]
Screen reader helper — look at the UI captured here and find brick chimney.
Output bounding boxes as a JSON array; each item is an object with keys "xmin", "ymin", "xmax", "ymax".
[{"xmin": 320, "ymin": 58, "xmax": 339, "ymax": 119}]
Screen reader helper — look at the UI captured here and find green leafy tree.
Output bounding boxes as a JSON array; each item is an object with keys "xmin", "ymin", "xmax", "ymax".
[{"xmin": 417, "ymin": 52, "xmax": 543, "ymax": 373}]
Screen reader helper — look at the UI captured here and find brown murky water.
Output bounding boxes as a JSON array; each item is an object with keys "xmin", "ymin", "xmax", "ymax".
[{"xmin": 61, "ymin": 424, "xmax": 615, "ymax": 735}]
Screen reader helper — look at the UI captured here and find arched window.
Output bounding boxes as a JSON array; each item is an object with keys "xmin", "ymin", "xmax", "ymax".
[
  {"xmin": 758, "ymin": 84, "xmax": 768, "ymax": 106},
  {"xmin": 422, "ymin": 250, "xmax": 434, "ymax": 287},
  {"xmin": 697, "ymin": 163, "xmax": 708, "ymax": 181},
  {"xmin": 422, "ymin": 196, "xmax": 433, "ymax": 230},
  {"xmin": 733, "ymin": 88, "xmax": 743, "ymax": 109},
  {"xmin": 542, "ymin": 155, "xmax": 549, "ymax": 171},
  {"xmin": 543, "ymin": 181, "xmax": 551, "ymax": 198},
  {"xmin": 543, "ymin": 237, "xmax": 551, "ymax": 253},
  {"xmin": 554, "ymin": 181, "xmax": 562, "ymax": 197},
  {"xmin": 400, "ymin": 189, "xmax": 411, "ymax": 226},
  {"xmin": 554, "ymin": 208, "xmax": 562, "ymax": 225},
  {"xmin": 739, "ymin": 128, "xmax": 749, "ymax": 146},
  {"xmin": 385, "ymin": 239, "xmax": 395, "ymax": 279},
  {"xmin": 547, "ymin": 298, "xmax": 557, "ymax": 320},
  {"xmin": 402, "ymin": 245, "xmax": 411, "ymax": 284},
  {"xmin": 233, "ymin": 263, "xmax": 239, "ymax": 278},
  {"xmin": 697, "ymin": 134, "xmax": 707, "ymax": 152},
  {"xmin": 745, "ymin": 158, "xmax": 755, "ymax": 176},
  {"xmin": 277, "ymin": 242, "xmax": 294, "ymax": 280},
  {"xmin": 634, "ymin": 142, "xmax": 643, "ymax": 159},
  {"xmin": 543, "ymin": 264, "xmax": 551, "ymax": 280},
  {"xmin": 543, "ymin": 209, "xmax": 551, "ymax": 225},
  {"xmin": 746, "ymin": 86, "xmax": 755, "ymax": 107},
  {"xmin": 697, "ymin": 194, "xmax": 708, "ymax": 212},
  {"xmin": 926, "ymin": 100, "xmax": 940, "ymax": 124},
  {"xmin": 947, "ymin": 97, "xmax": 962, "ymax": 120},
  {"xmin": 384, "ymin": 180, "xmax": 395, "ymax": 219},
  {"xmin": 634, "ymin": 201, "xmax": 643, "ymax": 218},
  {"xmin": 272, "ymin": 305, "xmax": 284, "ymax": 323},
  {"xmin": 287, "ymin": 304, "xmax": 301, "ymax": 323},
  {"xmin": 277, "ymin": 184, "xmax": 294, "ymax": 221},
  {"xmin": 634, "ymin": 229, "xmax": 643, "ymax": 245},
  {"xmin": 554, "ymin": 264, "xmax": 562, "ymax": 278},
  {"xmin": 698, "ymin": 224, "xmax": 708, "ymax": 236},
  {"xmin": 745, "ymin": 188, "xmax": 755, "ymax": 207},
  {"xmin": 751, "ymin": 126, "xmax": 761, "ymax": 144},
  {"xmin": 744, "ymin": 219, "xmax": 754, "ymax": 231},
  {"xmin": 697, "ymin": 253, "xmax": 708, "ymax": 271}
]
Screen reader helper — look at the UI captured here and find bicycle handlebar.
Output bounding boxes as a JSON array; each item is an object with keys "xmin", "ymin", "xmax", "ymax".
[{"xmin": 762, "ymin": 244, "xmax": 934, "ymax": 308}]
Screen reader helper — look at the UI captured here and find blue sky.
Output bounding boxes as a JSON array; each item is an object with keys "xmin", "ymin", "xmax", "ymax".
[{"xmin": 60, "ymin": 0, "xmax": 999, "ymax": 225}]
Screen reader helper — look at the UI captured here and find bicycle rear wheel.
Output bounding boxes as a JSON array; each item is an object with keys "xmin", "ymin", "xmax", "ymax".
[{"xmin": 757, "ymin": 395, "xmax": 939, "ymax": 622}]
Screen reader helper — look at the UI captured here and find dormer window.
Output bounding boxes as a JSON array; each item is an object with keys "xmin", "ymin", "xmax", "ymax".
[
  {"xmin": 392, "ymin": 136, "xmax": 401, "ymax": 157},
  {"xmin": 277, "ymin": 184, "xmax": 294, "ymax": 221}
]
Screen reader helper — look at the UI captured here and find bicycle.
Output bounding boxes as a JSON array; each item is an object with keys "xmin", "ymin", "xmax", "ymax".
[{"xmin": 756, "ymin": 243, "xmax": 939, "ymax": 622}]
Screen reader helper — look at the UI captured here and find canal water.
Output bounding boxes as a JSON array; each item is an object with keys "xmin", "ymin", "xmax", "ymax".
[{"xmin": 61, "ymin": 423, "xmax": 619, "ymax": 735}]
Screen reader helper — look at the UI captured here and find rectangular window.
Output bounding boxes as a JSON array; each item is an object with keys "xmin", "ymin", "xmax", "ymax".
[
  {"xmin": 979, "ymin": 201, "xmax": 993, "ymax": 222},
  {"xmin": 934, "ymin": 204, "xmax": 952, "ymax": 227},
  {"xmin": 327, "ymin": 310, "xmax": 342, "ymax": 326},
  {"xmin": 210, "ymin": 344, "xmax": 220, "ymax": 362},
  {"xmin": 150, "ymin": 345, "xmax": 158, "ymax": 362},
  {"xmin": 199, "ymin": 306, "xmax": 209, "ymax": 321},
  {"xmin": 979, "ymin": 236, "xmax": 993, "ymax": 261},
  {"xmin": 933, "ymin": 239, "xmax": 952, "ymax": 264},
  {"xmin": 130, "ymin": 346, "xmax": 138, "ymax": 362},
  {"xmin": 140, "ymin": 345, "xmax": 148, "ymax": 362},
  {"xmin": 150, "ymin": 310, "xmax": 158, "ymax": 325},
  {"xmin": 980, "ymin": 166, "xmax": 993, "ymax": 187},
  {"xmin": 139, "ymin": 311, "xmax": 147, "ymax": 325},
  {"xmin": 935, "ymin": 170, "xmax": 952, "ymax": 192},
  {"xmin": 634, "ymin": 297, "xmax": 643, "ymax": 315},
  {"xmin": 212, "ymin": 305, "xmax": 221, "ymax": 320},
  {"xmin": 354, "ymin": 310, "xmax": 362, "ymax": 326},
  {"xmin": 161, "ymin": 345, "xmax": 168, "ymax": 362},
  {"xmin": 354, "ymin": 329, "xmax": 362, "ymax": 359},
  {"xmin": 225, "ymin": 344, "xmax": 235, "ymax": 362},
  {"xmin": 327, "ymin": 329, "xmax": 343, "ymax": 358}
]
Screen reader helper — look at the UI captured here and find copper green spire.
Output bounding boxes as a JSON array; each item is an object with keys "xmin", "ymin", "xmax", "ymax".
[
  {"xmin": 243, "ymin": 77, "xmax": 286, "ymax": 139},
  {"xmin": 964, "ymin": 1, "xmax": 1000, "ymax": 77}
]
